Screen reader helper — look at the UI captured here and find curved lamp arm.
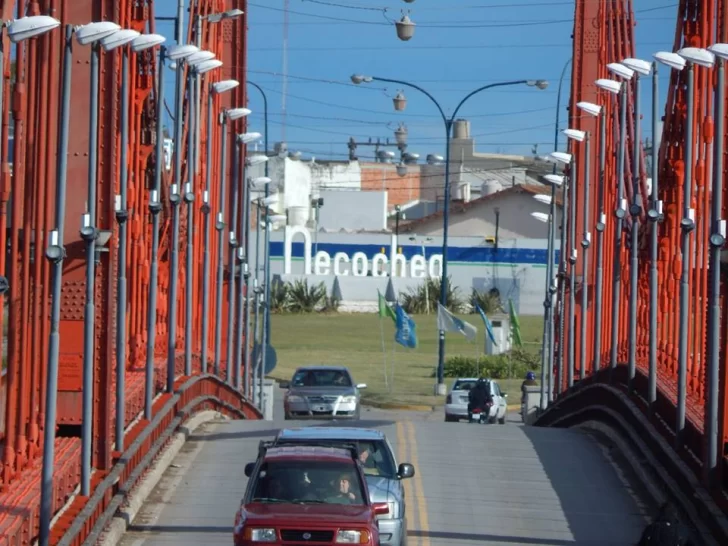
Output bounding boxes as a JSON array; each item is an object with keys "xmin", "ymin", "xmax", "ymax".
[
  {"xmin": 450, "ymin": 80, "xmax": 531, "ymax": 122},
  {"xmin": 247, "ymin": 80, "xmax": 267, "ymax": 110},
  {"xmin": 370, "ymin": 76, "xmax": 448, "ymax": 125}
]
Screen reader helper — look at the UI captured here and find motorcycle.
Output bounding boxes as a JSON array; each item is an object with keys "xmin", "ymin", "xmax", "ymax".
[{"xmin": 468, "ymin": 401, "xmax": 493, "ymax": 424}]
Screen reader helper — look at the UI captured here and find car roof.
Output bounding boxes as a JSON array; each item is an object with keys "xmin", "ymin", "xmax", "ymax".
[
  {"xmin": 277, "ymin": 427, "xmax": 385, "ymax": 441},
  {"xmin": 264, "ymin": 445, "xmax": 355, "ymax": 462},
  {"xmin": 293, "ymin": 366, "xmax": 350, "ymax": 372}
]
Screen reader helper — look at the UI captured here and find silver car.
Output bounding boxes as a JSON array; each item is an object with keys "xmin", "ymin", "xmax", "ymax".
[
  {"xmin": 272, "ymin": 426, "xmax": 414, "ymax": 546},
  {"xmin": 280, "ymin": 366, "xmax": 366, "ymax": 420}
]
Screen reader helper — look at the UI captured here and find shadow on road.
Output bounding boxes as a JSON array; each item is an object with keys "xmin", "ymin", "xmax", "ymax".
[{"xmin": 521, "ymin": 423, "xmax": 648, "ymax": 545}]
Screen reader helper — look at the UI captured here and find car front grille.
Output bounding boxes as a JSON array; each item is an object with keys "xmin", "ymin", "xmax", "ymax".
[
  {"xmin": 280, "ymin": 529, "xmax": 334, "ymax": 542},
  {"xmin": 306, "ymin": 395, "xmax": 339, "ymax": 404}
]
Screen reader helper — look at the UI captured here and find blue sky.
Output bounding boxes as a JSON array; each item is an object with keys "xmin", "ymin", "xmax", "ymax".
[{"xmin": 155, "ymin": 1, "xmax": 678, "ymax": 162}]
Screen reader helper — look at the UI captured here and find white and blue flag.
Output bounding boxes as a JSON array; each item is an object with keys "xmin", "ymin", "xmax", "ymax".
[{"xmin": 436, "ymin": 302, "xmax": 477, "ymax": 341}]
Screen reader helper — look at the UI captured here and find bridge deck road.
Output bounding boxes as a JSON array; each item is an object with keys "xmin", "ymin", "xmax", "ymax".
[{"xmin": 118, "ymin": 389, "xmax": 650, "ymax": 546}]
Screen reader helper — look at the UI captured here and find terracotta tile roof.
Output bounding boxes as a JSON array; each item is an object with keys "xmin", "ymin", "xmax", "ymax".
[{"xmin": 397, "ymin": 183, "xmax": 563, "ymax": 233}]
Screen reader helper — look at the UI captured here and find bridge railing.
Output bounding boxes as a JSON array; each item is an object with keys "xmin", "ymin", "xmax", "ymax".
[
  {"xmin": 0, "ymin": 1, "xmax": 261, "ymax": 544},
  {"xmin": 546, "ymin": 0, "xmax": 728, "ymax": 521}
]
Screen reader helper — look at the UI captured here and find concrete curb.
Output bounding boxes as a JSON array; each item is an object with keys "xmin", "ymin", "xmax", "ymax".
[{"xmin": 97, "ymin": 410, "xmax": 227, "ymax": 546}]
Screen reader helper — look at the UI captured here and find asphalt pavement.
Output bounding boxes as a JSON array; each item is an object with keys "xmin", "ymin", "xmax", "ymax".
[{"xmin": 118, "ymin": 390, "xmax": 650, "ymax": 546}]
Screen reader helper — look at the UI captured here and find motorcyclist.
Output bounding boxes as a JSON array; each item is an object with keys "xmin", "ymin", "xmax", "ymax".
[
  {"xmin": 468, "ymin": 378, "xmax": 490, "ymax": 420},
  {"xmin": 521, "ymin": 372, "xmax": 538, "ymax": 401}
]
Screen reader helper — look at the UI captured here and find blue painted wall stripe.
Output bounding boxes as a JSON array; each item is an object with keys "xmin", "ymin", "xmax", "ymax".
[{"xmin": 271, "ymin": 242, "xmax": 561, "ymax": 265}]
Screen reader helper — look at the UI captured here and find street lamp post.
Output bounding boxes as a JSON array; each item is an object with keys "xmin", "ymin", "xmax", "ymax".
[
  {"xmin": 537, "ymin": 174, "xmax": 564, "ymax": 400},
  {"xmin": 673, "ymin": 47, "xmax": 715, "ymax": 447},
  {"xmin": 183, "ymin": 57, "xmax": 222, "ymax": 378},
  {"xmin": 562, "ymin": 129, "xmax": 590, "ymax": 383},
  {"xmin": 16, "ymin": 14, "xmax": 70, "ymax": 546},
  {"xmin": 234, "ymin": 144, "xmax": 264, "ymax": 395},
  {"xmin": 576, "ymin": 100, "xmax": 607, "ymax": 377},
  {"xmin": 75, "ymin": 19, "xmax": 123, "ymax": 499},
  {"xmin": 213, "ymin": 107, "xmax": 251, "ymax": 378},
  {"xmin": 606, "ymin": 62, "xmax": 633, "ymax": 381},
  {"xmin": 112, "ymin": 31, "xmax": 165, "ymax": 453},
  {"xmin": 247, "ymin": 81, "xmax": 272, "ymax": 361},
  {"xmin": 351, "ymin": 74, "xmax": 548, "ymax": 394},
  {"xmin": 706, "ymin": 42, "xmax": 728, "ymax": 484},
  {"xmin": 146, "ymin": 43, "xmax": 196, "ymax": 407},
  {"xmin": 619, "ymin": 58, "xmax": 652, "ymax": 392},
  {"xmin": 250, "ymin": 179, "xmax": 276, "ymax": 399},
  {"xmin": 201, "ymin": 79, "xmax": 239, "ymax": 374},
  {"xmin": 165, "ymin": 43, "xmax": 201, "ymax": 393}
]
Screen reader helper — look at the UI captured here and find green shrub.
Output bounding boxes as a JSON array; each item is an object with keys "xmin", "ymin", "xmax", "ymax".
[
  {"xmin": 400, "ymin": 276, "xmax": 464, "ymax": 314},
  {"xmin": 287, "ymin": 279, "xmax": 327, "ymax": 313},
  {"xmin": 470, "ymin": 288, "xmax": 504, "ymax": 315},
  {"xmin": 434, "ymin": 352, "xmax": 539, "ymax": 380},
  {"xmin": 269, "ymin": 278, "xmax": 291, "ymax": 313}
]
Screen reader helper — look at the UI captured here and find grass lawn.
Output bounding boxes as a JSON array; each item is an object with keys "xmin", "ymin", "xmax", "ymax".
[{"xmin": 268, "ymin": 312, "xmax": 544, "ymax": 408}]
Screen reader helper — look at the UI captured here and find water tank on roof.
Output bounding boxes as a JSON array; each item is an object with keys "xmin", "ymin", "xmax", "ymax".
[
  {"xmin": 481, "ymin": 180, "xmax": 503, "ymax": 196},
  {"xmin": 453, "ymin": 119, "xmax": 470, "ymax": 139}
]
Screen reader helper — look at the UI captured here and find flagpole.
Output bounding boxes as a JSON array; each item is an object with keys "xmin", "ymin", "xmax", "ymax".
[{"xmin": 379, "ymin": 314, "xmax": 389, "ymax": 390}]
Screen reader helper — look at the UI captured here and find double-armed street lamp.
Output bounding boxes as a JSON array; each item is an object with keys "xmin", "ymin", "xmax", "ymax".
[{"xmin": 351, "ymin": 73, "xmax": 549, "ymax": 395}]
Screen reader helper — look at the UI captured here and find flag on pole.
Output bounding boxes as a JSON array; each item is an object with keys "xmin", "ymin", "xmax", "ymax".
[
  {"xmin": 508, "ymin": 298, "xmax": 523, "ymax": 347},
  {"xmin": 436, "ymin": 302, "xmax": 477, "ymax": 341},
  {"xmin": 474, "ymin": 303, "xmax": 497, "ymax": 346},
  {"xmin": 394, "ymin": 304, "xmax": 418, "ymax": 349},
  {"xmin": 378, "ymin": 290, "xmax": 396, "ymax": 323}
]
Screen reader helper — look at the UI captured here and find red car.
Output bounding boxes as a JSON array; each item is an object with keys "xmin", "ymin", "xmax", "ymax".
[{"xmin": 234, "ymin": 442, "xmax": 389, "ymax": 545}]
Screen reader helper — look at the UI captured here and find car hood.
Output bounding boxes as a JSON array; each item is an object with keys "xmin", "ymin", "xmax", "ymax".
[
  {"xmin": 287, "ymin": 386, "xmax": 357, "ymax": 397},
  {"xmin": 242, "ymin": 503, "xmax": 372, "ymax": 525},
  {"xmin": 364, "ymin": 475, "xmax": 393, "ymax": 503}
]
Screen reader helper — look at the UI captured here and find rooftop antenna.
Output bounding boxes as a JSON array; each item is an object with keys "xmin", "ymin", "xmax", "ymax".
[{"xmin": 282, "ymin": 0, "xmax": 289, "ymax": 142}]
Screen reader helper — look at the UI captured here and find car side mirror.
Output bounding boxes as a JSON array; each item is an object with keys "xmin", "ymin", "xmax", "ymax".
[
  {"xmin": 279, "ymin": 380, "xmax": 290, "ymax": 389},
  {"xmin": 372, "ymin": 502, "xmax": 389, "ymax": 516},
  {"xmin": 397, "ymin": 463, "xmax": 415, "ymax": 479},
  {"xmin": 244, "ymin": 462, "xmax": 255, "ymax": 477},
  {"xmin": 356, "ymin": 383, "xmax": 367, "ymax": 389}
]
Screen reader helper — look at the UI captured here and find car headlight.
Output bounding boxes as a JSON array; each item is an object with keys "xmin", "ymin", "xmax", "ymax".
[
  {"xmin": 340, "ymin": 395, "xmax": 356, "ymax": 404},
  {"xmin": 286, "ymin": 395, "xmax": 304, "ymax": 403},
  {"xmin": 336, "ymin": 529, "xmax": 369, "ymax": 543},
  {"xmin": 244, "ymin": 527, "xmax": 276, "ymax": 542}
]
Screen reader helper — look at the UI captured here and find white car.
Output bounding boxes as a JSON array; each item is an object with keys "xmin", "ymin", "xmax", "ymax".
[{"xmin": 444, "ymin": 377, "xmax": 508, "ymax": 424}]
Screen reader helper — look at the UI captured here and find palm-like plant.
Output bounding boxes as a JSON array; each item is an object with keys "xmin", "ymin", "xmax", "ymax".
[{"xmin": 287, "ymin": 279, "xmax": 328, "ymax": 313}]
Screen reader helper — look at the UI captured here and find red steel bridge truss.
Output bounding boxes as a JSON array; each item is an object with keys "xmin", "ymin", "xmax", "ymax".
[
  {"xmin": 553, "ymin": 0, "xmax": 728, "ymax": 523},
  {"xmin": 0, "ymin": 0, "xmax": 727, "ymax": 544}
]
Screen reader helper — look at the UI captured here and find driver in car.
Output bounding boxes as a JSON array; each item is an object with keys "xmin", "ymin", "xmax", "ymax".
[
  {"xmin": 358, "ymin": 446, "xmax": 378, "ymax": 473},
  {"xmin": 327, "ymin": 471, "xmax": 359, "ymax": 504}
]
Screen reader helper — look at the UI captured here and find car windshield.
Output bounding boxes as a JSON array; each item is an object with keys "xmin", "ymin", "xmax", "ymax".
[
  {"xmin": 453, "ymin": 380, "xmax": 478, "ymax": 391},
  {"xmin": 276, "ymin": 439, "xmax": 397, "ymax": 479},
  {"xmin": 250, "ymin": 460, "xmax": 366, "ymax": 505},
  {"xmin": 291, "ymin": 369, "xmax": 352, "ymax": 388}
]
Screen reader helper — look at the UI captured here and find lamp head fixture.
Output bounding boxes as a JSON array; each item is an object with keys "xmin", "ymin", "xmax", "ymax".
[
  {"xmin": 576, "ymin": 101, "xmax": 602, "ymax": 117},
  {"xmin": 595, "ymin": 78, "xmax": 622, "ymax": 94},
  {"xmin": 607, "ymin": 62, "xmax": 635, "ymax": 79},
  {"xmin": 621, "ymin": 58, "xmax": 652, "ymax": 75},
  {"xmin": 563, "ymin": 128, "xmax": 586, "ymax": 142}
]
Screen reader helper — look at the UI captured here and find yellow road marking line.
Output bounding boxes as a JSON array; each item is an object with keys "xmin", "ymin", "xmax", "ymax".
[
  {"xmin": 395, "ymin": 421, "xmax": 416, "ymax": 534},
  {"xmin": 405, "ymin": 420, "xmax": 430, "ymax": 546}
]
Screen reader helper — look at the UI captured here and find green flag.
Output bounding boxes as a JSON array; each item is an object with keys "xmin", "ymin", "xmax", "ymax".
[
  {"xmin": 378, "ymin": 290, "xmax": 396, "ymax": 323},
  {"xmin": 508, "ymin": 298, "xmax": 523, "ymax": 347}
]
